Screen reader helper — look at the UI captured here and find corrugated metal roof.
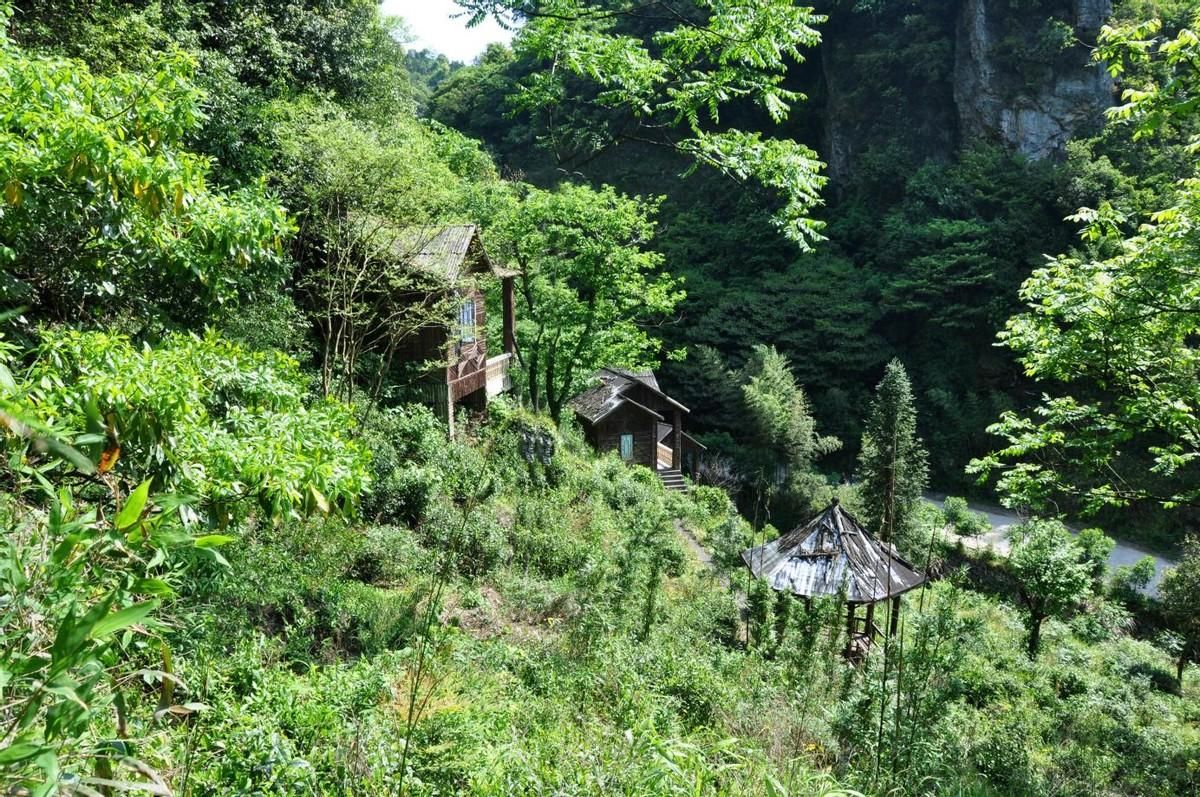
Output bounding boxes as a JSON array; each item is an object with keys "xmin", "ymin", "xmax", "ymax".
[{"xmin": 741, "ymin": 501, "xmax": 926, "ymax": 603}]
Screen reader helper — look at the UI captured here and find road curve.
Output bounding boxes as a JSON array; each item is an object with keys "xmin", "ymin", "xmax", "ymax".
[{"xmin": 923, "ymin": 492, "xmax": 1176, "ymax": 595}]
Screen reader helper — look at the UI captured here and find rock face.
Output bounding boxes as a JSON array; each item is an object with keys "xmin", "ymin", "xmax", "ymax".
[
  {"xmin": 954, "ymin": 0, "xmax": 1114, "ymax": 160},
  {"xmin": 812, "ymin": 0, "xmax": 1115, "ymax": 186}
]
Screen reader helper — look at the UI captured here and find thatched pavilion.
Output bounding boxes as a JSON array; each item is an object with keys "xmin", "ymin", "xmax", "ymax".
[{"xmin": 740, "ymin": 499, "xmax": 927, "ymax": 658}]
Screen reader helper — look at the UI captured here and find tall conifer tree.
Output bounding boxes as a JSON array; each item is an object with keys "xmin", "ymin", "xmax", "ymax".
[{"xmin": 857, "ymin": 359, "xmax": 929, "ymax": 548}]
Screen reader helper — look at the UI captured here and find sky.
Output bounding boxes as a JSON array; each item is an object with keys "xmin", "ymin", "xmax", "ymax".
[{"xmin": 383, "ymin": 0, "xmax": 515, "ymax": 63}]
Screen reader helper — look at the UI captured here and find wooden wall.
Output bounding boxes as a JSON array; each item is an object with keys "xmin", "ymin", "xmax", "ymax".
[{"xmin": 592, "ymin": 404, "xmax": 658, "ymax": 469}]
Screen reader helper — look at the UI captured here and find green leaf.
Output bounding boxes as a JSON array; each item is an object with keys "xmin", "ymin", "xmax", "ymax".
[
  {"xmin": 90, "ymin": 600, "xmax": 160, "ymax": 640},
  {"xmin": 132, "ymin": 578, "xmax": 175, "ymax": 597},
  {"xmin": 193, "ymin": 534, "xmax": 235, "ymax": 548},
  {"xmin": 0, "ymin": 743, "xmax": 46, "ymax": 765},
  {"xmin": 115, "ymin": 480, "xmax": 152, "ymax": 531}
]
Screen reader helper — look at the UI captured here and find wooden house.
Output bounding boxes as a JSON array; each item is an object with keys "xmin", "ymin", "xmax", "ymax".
[
  {"xmin": 741, "ymin": 499, "xmax": 927, "ymax": 660},
  {"xmin": 568, "ymin": 369, "xmax": 706, "ymax": 490},
  {"xmin": 391, "ymin": 225, "xmax": 517, "ymax": 435}
]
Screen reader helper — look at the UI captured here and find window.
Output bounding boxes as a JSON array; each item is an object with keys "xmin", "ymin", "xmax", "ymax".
[
  {"xmin": 458, "ymin": 299, "xmax": 476, "ymax": 342},
  {"xmin": 619, "ymin": 433, "xmax": 634, "ymax": 461}
]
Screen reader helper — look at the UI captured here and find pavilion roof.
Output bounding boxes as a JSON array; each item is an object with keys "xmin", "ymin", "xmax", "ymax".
[{"xmin": 741, "ymin": 501, "xmax": 926, "ymax": 603}]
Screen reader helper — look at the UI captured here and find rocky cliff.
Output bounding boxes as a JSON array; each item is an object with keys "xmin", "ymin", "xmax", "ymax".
[
  {"xmin": 954, "ymin": 0, "xmax": 1114, "ymax": 160},
  {"xmin": 816, "ymin": 0, "xmax": 1115, "ymax": 184}
]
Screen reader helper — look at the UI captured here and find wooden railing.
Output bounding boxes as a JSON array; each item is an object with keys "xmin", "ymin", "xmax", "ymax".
[
  {"xmin": 852, "ymin": 615, "xmax": 884, "ymax": 642},
  {"xmin": 485, "ymin": 352, "xmax": 513, "ymax": 397},
  {"xmin": 657, "ymin": 441, "xmax": 673, "ymax": 470}
]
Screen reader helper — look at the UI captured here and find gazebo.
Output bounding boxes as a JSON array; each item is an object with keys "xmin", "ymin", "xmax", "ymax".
[{"xmin": 740, "ymin": 499, "xmax": 927, "ymax": 659}]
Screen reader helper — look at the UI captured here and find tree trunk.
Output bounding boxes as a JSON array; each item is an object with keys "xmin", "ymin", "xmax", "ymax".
[
  {"xmin": 1027, "ymin": 613, "xmax": 1044, "ymax": 659},
  {"xmin": 1178, "ymin": 652, "xmax": 1187, "ymax": 687}
]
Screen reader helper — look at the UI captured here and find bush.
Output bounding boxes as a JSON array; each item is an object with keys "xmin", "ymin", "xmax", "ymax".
[
  {"xmin": 943, "ymin": 496, "xmax": 991, "ymax": 536},
  {"xmin": 1111, "ymin": 555, "xmax": 1157, "ymax": 606},
  {"xmin": 351, "ymin": 525, "xmax": 433, "ymax": 585},
  {"xmin": 359, "ymin": 404, "xmax": 448, "ymax": 524},
  {"xmin": 509, "ymin": 494, "xmax": 594, "ymax": 577},
  {"xmin": 1071, "ymin": 596, "xmax": 1134, "ymax": 643}
]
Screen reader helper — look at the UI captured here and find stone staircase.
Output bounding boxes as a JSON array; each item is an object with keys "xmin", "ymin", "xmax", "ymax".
[{"xmin": 657, "ymin": 468, "xmax": 688, "ymax": 492}]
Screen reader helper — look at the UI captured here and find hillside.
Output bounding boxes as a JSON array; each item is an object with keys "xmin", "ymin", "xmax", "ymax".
[{"xmin": 2, "ymin": 1, "xmax": 1200, "ymax": 795}]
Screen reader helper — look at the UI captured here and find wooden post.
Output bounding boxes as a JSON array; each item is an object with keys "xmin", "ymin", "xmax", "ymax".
[
  {"xmin": 889, "ymin": 595, "xmax": 901, "ymax": 637},
  {"xmin": 502, "ymin": 276, "xmax": 516, "ymax": 355},
  {"xmin": 864, "ymin": 601, "xmax": 876, "ymax": 640},
  {"xmin": 844, "ymin": 603, "xmax": 856, "ymax": 656},
  {"xmin": 671, "ymin": 409, "xmax": 682, "ymax": 470}
]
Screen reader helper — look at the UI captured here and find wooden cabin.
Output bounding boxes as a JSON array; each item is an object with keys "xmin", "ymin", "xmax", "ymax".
[
  {"xmin": 568, "ymin": 369, "xmax": 706, "ymax": 490},
  {"xmin": 391, "ymin": 225, "xmax": 517, "ymax": 435},
  {"xmin": 741, "ymin": 499, "xmax": 927, "ymax": 660}
]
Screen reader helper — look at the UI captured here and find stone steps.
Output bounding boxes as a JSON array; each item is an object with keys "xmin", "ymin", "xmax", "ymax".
[{"xmin": 658, "ymin": 469, "xmax": 688, "ymax": 492}]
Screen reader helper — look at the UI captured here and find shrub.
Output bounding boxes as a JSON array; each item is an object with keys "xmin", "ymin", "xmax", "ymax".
[
  {"xmin": 509, "ymin": 494, "xmax": 593, "ymax": 577},
  {"xmin": 942, "ymin": 496, "xmax": 990, "ymax": 536},
  {"xmin": 351, "ymin": 524, "xmax": 432, "ymax": 585},
  {"xmin": 359, "ymin": 404, "xmax": 447, "ymax": 524},
  {"xmin": 1071, "ymin": 596, "xmax": 1134, "ymax": 643}
]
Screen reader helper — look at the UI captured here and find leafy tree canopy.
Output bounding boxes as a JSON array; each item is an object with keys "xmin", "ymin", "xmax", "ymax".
[
  {"xmin": 0, "ymin": 14, "xmax": 291, "ymax": 326},
  {"xmin": 971, "ymin": 17, "xmax": 1200, "ymax": 515},
  {"xmin": 18, "ymin": 329, "xmax": 371, "ymax": 524},
  {"xmin": 1160, "ymin": 535, "xmax": 1200, "ymax": 683},
  {"xmin": 497, "ymin": 181, "xmax": 683, "ymax": 421},
  {"xmin": 1007, "ymin": 518, "xmax": 1091, "ymax": 658},
  {"xmin": 856, "ymin": 358, "xmax": 928, "ymax": 549},
  {"xmin": 456, "ymin": 0, "xmax": 828, "ymax": 245}
]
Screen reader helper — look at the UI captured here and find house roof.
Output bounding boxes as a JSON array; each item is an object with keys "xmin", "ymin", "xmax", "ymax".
[
  {"xmin": 740, "ymin": 501, "xmax": 926, "ymax": 604},
  {"xmin": 569, "ymin": 368, "xmax": 689, "ymax": 424},
  {"xmin": 656, "ymin": 422, "xmax": 708, "ymax": 450},
  {"xmin": 389, "ymin": 224, "xmax": 517, "ymax": 283}
]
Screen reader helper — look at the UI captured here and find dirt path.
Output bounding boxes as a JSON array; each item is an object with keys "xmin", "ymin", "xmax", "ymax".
[
  {"xmin": 673, "ymin": 519, "xmax": 714, "ymax": 570},
  {"xmin": 924, "ymin": 492, "xmax": 1176, "ymax": 595}
]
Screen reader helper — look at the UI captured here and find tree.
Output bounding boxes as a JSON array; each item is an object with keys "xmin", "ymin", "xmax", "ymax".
[
  {"xmin": 970, "ymin": 19, "xmax": 1200, "ymax": 514},
  {"xmin": 856, "ymin": 359, "xmax": 928, "ymax": 549},
  {"xmin": 0, "ymin": 16, "xmax": 291, "ymax": 326},
  {"xmin": 740, "ymin": 344, "xmax": 840, "ymax": 525},
  {"xmin": 11, "ymin": 0, "xmax": 414, "ymax": 179},
  {"xmin": 1159, "ymin": 536, "xmax": 1200, "ymax": 685},
  {"xmin": 1007, "ymin": 519, "xmax": 1091, "ymax": 658},
  {"xmin": 19, "ymin": 329, "xmax": 372, "ymax": 524},
  {"xmin": 497, "ymin": 182, "xmax": 684, "ymax": 422},
  {"xmin": 1075, "ymin": 527, "xmax": 1116, "ymax": 593},
  {"xmin": 456, "ymin": 0, "xmax": 828, "ymax": 246}
]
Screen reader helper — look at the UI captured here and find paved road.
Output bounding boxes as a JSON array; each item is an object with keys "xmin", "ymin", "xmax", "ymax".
[{"xmin": 924, "ymin": 492, "xmax": 1176, "ymax": 595}]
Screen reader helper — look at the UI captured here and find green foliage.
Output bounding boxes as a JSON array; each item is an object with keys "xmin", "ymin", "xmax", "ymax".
[
  {"xmin": 1076, "ymin": 527, "xmax": 1116, "ymax": 591},
  {"xmin": 1159, "ymin": 536, "xmax": 1200, "ymax": 682},
  {"xmin": 972, "ymin": 17, "xmax": 1200, "ymax": 516},
  {"xmin": 1008, "ymin": 519, "xmax": 1092, "ymax": 658},
  {"xmin": 0, "ymin": 474, "xmax": 232, "ymax": 792},
  {"xmin": 856, "ymin": 359, "xmax": 928, "ymax": 551},
  {"xmin": 458, "ymin": 0, "xmax": 828, "ymax": 245},
  {"xmin": 19, "ymin": 329, "xmax": 371, "ymax": 523},
  {"xmin": 941, "ymin": 496, "xmax": 990, "ymax": 537},
  {"xmin": 740, "ymin": 344, "xmax": 840, "ymax": 525},
  {"xmin": 1111, "ymin": 554, "xmax": 1158, "ymax": 605},
  {"xmin": 11, "ymin": 0, "xmax": 414, "ymax": 179},
  {"xmin": 0, "ymin": 19, "xmax": 291, "ymax": 324},
  {"xmin": 5, "ymin": 2, "xmax": 1200, "ymax": 795},
  {"xmin": 496, "ymin": 182, "xmax": 683, "ymax": 420}
]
